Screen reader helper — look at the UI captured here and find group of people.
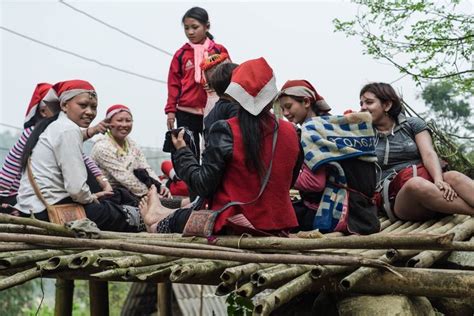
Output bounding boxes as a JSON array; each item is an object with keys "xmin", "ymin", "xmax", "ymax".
[{"xmin": 1, "ymin": 6, "xmax": 473, "ymax": 237}]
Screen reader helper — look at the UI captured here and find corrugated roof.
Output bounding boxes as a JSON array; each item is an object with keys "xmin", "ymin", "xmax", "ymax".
[{"xmin": 173, "ymin": 284, "xmax": 227, "ymax": 316}]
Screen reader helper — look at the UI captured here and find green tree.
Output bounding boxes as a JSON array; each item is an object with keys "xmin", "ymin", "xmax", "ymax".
[
  {"xmin": 333, "ymin": 0, "xmax": 474, "ymax": 95},
  {"xmin": 420, "ymin": 80, "xmax": 474, "ymax": 138}
]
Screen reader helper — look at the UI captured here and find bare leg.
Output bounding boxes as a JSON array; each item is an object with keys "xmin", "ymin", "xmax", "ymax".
[
  {"xmin": 394, "ymin": 177, "xmax": 474, "ymax": 221},
  {"xmin": 139, "ymin": 185, "xmax": 176, "ymax": 233},
  {"xmin": 443, "ymin": 171, "xmax": 474, "ymax": 207}
]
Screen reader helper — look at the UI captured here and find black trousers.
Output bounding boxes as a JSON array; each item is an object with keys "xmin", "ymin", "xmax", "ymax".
[
  {"xmin": 176, "ymin": 110, "xmax": 203, "ymax": 159},
  {"xmin": 20, "ymin": 197, "xmax": 140, "ymax": 232}
]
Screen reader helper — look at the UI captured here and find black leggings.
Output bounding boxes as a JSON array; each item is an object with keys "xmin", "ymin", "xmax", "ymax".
[{"xmin": 176, "ymin": 110, "xmax": 203, "ymax": 159}]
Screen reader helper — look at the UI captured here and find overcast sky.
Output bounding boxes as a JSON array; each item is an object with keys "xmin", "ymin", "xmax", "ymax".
[{"xmin": 1, "ymin": 0, "xmax": 428, "ymax": 147}]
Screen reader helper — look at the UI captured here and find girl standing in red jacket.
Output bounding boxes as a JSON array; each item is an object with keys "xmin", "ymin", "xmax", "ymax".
[{"xmin": 165, "ymin": 7, "xmax": 230, "ymax": 159}]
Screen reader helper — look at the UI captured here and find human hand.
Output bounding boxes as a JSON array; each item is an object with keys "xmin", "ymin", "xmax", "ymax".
[
  {"xmin": 89, "ymin": 120, "xmax": 110, "ymax": 137},
  {"xmin": 171, "ymin": 129, "xmax": 186, "ymax": 150},
  {"xmin": 92, "ymin": 190, "xmax": 114, "ymax": 202},
  {"xmin": 167, "ymin": 113, "xmax": 176, "ymax": 130},
  {"xmin": 159, "ymin": 185, "xmax": 172, "ymax": 198},
  {"xmin": 435, "ymin": 180, "xmax": 457, "ymax": 201}
]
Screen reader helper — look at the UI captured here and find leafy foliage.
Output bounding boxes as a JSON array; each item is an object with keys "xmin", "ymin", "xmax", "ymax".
[
  {"xmin": 333, "ymin": 0, "xmax": 473, "ymax": 95},
  {"xmin": 0, "ymin": 279, "xmax": 38, "ymax": 315},
  {"xmin": 226, "ymin": 292, "xmax": 254, "ymax": 316}
]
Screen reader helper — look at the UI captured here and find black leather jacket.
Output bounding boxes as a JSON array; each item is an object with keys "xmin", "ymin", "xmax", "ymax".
[{"xmin": 173, "ymin": 120, "xmax": 302, "ymax": 199}]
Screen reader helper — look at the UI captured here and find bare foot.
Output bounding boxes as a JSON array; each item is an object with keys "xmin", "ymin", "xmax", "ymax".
[{"xmin": 139, "ymin": 185, "xmax": 175, "ymax": 233}]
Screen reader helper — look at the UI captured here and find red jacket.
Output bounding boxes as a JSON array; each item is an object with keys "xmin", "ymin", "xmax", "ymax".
[
  {"xmin": 164, "ymin": 41, "xmax": 229, "ymax": 114},
  {"xmin": 211, "ymin": 117, "xmax": 300, "ymax": 233}
]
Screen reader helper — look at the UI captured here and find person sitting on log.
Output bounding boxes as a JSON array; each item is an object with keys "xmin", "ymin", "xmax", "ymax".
[
  {"xmin": 15, "ymin": 80, "xmax": 145, "ymax": 232},
  {"xmin": 277, "ymin": 80, "xmax": 380, "ymax": 235},
  {"xmin": 139, "ymin": 57, "xmax": 302, "ymax": 235},
  {"xmin": 360, "ymin": 82, "xmax": 474, "ymax": 221},
  {"xmin": 0, "ymin": 83, "xmax": 111, "ymax": 215},
  {"xmin": 90, "ymin": 104, "xmax": 171, "ymax": 201}
]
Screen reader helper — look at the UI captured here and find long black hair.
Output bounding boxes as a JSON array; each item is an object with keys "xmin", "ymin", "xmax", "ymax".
[
  {"xmin": 360, "ymin": 82, "xmax": 402, "ymax": 123},
  {"xmin": 238, "ymin": 104, "xmax": 277, "ymax": 178},
  {"xmin": 20, "ymin": 113, "xmax": 60, "ymax": 171},
  {"xmin": 182, "ymin": 7, "xmax": 214, "ymax": 40}
]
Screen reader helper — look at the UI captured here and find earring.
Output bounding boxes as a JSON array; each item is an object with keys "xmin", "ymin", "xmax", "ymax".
[{"xmin": 384, "ymin": 111, "xmax": 389, "ymax": 116}]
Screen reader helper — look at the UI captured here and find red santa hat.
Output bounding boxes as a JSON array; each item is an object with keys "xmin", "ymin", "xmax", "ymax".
[
  {"xmin": 24, "ymin": 83, "xmax": 53, "ymax": 126},
  {"xmin": 106, "ymin": 104, "xmax": 132, "ymax": 120},
  {"xmin": 277, "ymin": 80, "xmax": 331, "ymax": 112},
  {"xmin": 161, "ymin": 160, "xmax": 176, "ymax": 180},
  {"xmin": 224, "ymin": 57, "xmax": 277, "ymax": 116},
  {"xmin": 45, "ymin": 79, "xmax": 96, "ymax": 106}
]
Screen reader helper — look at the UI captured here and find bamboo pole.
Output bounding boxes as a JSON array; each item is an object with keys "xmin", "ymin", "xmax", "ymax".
[
  {"xmin": 257, "ymin": 265, "xmax": 313, "ymax": 287},
  {"xmin": 71, "ymin": 250, "xmax": 128, "ymax": 269},
  {"xmin": 89, "ymin": 281, "xmax": 109, "ymax": 316},
  {"xmin": 157, "ymin": 282, "xmax": 172, "ymax": 316},
  {"xmin": 316, "ymin": 267, "xmax": 474, "ymax": 298},
  {"xmin": 97, "ymin": 254, "xmax": 175, "ymax": 269},
  {"xmin": 251, "ymin": 264, "xmax": 288, "ymax": 284},
  {"xmin": 55, "ymin": 279, "xmax": 74, "ymax": 316},
  {"xmin": 220, "ymin": 263, "xmax": 273, "ymax": 285},
  {"xmin": 254, "ymin": 271, "xmax": 313, "ymax": 316},
  {"xmin": 0, "ymin": 214, "xmax": 74, "ymax": 236},
  {"xmin": 170, "ymin": 260, "xmax": 240, "ymax": 283},
  {"xmin": 215, "ymin": 282, "xmax": 233, "ymax": 296},
  {"xmin": 0, "ymin": 265, "xmax": 45, "ymax": 290},
  {"xmin": 236, "ymin": 281, "xmax": 263, "ymax": 298},
  {"xmin": 0, "ymin": 233, "xmax": 395, "ymax": 269},
  {"xmin": 0, "ymin": 250, "xmax": 70, "ymax": 270},
  {"xmin": 407, "ymin": 218, "xmax": 474, "ymax": 267}
]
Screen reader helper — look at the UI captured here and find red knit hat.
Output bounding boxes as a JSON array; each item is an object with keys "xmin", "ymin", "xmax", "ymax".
[
  {"xmin": 46, "ymin": 80, "xmax": 96, "ymax": 106},
  {"xmin": 106, "ymin": 104, "xmax": 132, "ymax": 120},
  {"xmin": 224, "ymin": 57, "xmax": 277, "ymax": 116},
  {"xmin": 24, "ymin": 83, "xmax": 53, "ymax": 125},
  {"xmin": 277, "ymin": 80, "xmax": 331, "ymax": 112}
]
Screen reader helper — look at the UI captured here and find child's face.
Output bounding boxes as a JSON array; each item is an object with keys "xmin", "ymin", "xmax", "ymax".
[
  {"xmin": 183, "ymin": 17, "xmax": 208, "ymax": 44},
  {"xmin": 279, "ymin": 96, "xmax": 311, "ymax": 125},
  {"xmin": 61, "ymin": 93, "xmax": 97, "ymax": 128}
]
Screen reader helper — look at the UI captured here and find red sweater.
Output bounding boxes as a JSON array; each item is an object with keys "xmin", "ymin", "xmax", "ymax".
[
  {"xmin": 211, "ymin": 117, "xmax": 300, "ymax": 233},
  {"xmin": 164, "ymin": 41, "xmax": 229, "ymax": 114}
]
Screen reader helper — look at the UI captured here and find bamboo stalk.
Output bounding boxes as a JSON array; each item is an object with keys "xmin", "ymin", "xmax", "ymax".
[
  {"xmin": 134, "ymin": 265, "xmax": 175, "ymax": 281},
  {"xmin": 0, "ymin": 249, "xmax": 69, "ymax": 269},
  {"xmin": 236, "ymin": 281, "xmax": 263, "ymax": 298},
  {"xmin": 220, "ymin": 263, "xmax": 273, "ymax": 285},
  {"xmin": 55, "ymin": 279, "xmax": 74, "ymax": 316},
  {"xmin": 69, "ymin": 250, "xmax": 130, "ymax": 269},
  {"xmin": 97, "ymin": 254, "xmax": 175, "ymax": 269},
  {"xmin": 170, "ymin": 260, "xmax": 240, "ymax": 283},
  {"xmin": 316, "ymin": 267, "xmax": 474, "ymax": 298},
  {"xmin": 0, "ymin": 233, "xmax": 395, "ymax": 269},
  {"xmin": 89, "ymin": 280, "xmax": 109, "ymax": 316},
  {"xmin": 257, "ymin": 265, "xmax": 313, "ymax": 287},
  {"xmin": 215, "ymin": 282, "xmax": 233, "ymax": 296},
  {"xmin": 407, "ymin": 218, "xmax": 474, "ymax": 268},
  {"xmin": 0, "ymin": 213, "xmax": 74, "ymax": 236},
  {"xmin": 43, "ymin": 254, "xmax": 82, "ymax": 271},
  {"xmin": 0, "ymin": 262, "xmax": 47, "ymax": 290},
  {"xmin": 254, "ymin": 271, "xmax": 313, "ymax": 316},
  {"xmin": 251, "ymin": 264, "xmax": 288, "ymax": 284}
]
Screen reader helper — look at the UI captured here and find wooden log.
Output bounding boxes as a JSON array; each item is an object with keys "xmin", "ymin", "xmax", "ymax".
[
  {"xmin": 55, "ymin": 279, "xmax": 74, "ymax": 316},
  {"xmin": 407, "ymin": 218, "xmax": 474, "ymax": 268},
  {"xmin": 71, "ymin": 250, "xmax": 128, "ymax": 269},
  {"xmin": 0, "ymin": 233, "xmax": 395, "ymax": 269},
  {"xmin": 89, "ymin": 280, "xmax": 109, "ymax": 316},
  {"xmin": 220, "ymin": 263, "xmax": 273, "ymax": 285},
  {"xmin": 215, "ymin": 282, "xmax": 233, "ymax": 296}
]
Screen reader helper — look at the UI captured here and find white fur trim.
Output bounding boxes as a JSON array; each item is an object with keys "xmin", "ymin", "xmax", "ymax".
[{"xmin": 225, "ymin": 75, "xmax": 277, "ymax": 116}]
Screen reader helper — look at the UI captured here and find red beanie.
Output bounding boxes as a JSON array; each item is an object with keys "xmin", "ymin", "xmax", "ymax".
[
  {"xmin": 277, "ymin": 80, "xmax": 331, "ymax": 112},
  {"xmin": 24, "ymin": 83, "xmax": 53, "ymax": 125},
  {"xmin": 161, "ymin": 160, "xmax": 176, "ymax": 180},
  {"xmin": 45, "ymin": 79, "xmax": 96, "ymax": 106},
  {"xmin": 106, "ymin": 104, "xmax": 132, "ymax": 120}
]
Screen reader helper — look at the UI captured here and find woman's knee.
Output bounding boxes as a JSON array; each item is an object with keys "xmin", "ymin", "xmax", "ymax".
[
  {"xmin": 401, "ymin": 177, "xmax": 433, "ymax": 197},
  {"xmin": 443, "ymin": 171, "xmax": 468, "ymax": 187}
]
